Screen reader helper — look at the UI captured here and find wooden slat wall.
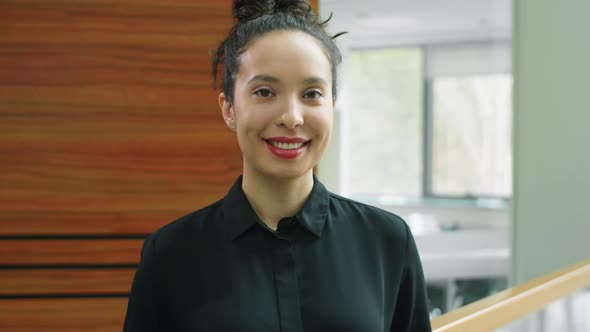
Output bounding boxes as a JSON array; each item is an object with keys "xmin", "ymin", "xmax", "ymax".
[
  {"xmin": 0, "ymin": 298, "xmax": 129, "ymax": 332},
  {"xmin": 0, "ymin": 0, "xmax": 240, "ymax": 239},
  {"xmin": 0, "ymin": 239, "xmax": 142, "ymax": 265},
  {"xmin": 0, "ymin": 269, "xmax": 135, "ymax": 296},
  {"xmin": 0, "ymin": 0, "xmax": 316, "ymax": 330}
]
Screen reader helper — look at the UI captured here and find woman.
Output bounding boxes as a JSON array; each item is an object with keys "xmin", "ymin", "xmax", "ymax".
[{"xmin": 123, "ymin": 0, "xmax": 432, "ymax": 331}]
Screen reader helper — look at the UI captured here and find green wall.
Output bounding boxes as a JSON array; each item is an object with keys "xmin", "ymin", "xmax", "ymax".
[{"xmin": 512, "ymin": 0, "xmax": 590, "ymax": 284}]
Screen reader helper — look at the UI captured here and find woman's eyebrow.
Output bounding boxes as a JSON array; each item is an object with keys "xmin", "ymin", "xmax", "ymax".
[
  {"xmin": 302, "ymin": 77, "xmax": 328, "ymax": 86},
  {"xmin": 248, "ymin": 74, "xmax": 280, "ymax": 84},
  {"xmin": 246, "ymin": 75, "xmax": 328, "ymax": 88}
]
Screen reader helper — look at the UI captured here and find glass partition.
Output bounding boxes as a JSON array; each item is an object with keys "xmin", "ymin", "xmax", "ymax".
[{"xmin": 496, "ymin": 287, "xmax": 590, "ymax": 332}]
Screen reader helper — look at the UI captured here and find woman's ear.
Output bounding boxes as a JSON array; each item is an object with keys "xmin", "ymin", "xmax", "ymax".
[{"xmin": 218, "ymin": 93, "xmax": 236, "ymax": 131}]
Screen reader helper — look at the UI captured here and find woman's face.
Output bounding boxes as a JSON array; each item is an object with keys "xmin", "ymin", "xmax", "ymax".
[{"xmin": 220, "ymin": 30, "xmax": 334, "ymax": 180}]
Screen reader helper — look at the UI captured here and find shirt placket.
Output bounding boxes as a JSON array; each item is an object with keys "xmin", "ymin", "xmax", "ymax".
[{"xmin": 270, "ymin": 218, "xmax": 304, "ymax": 332}]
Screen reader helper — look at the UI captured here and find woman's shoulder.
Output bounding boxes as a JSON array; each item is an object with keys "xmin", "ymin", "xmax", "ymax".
[
  {"xmin": 327, "ymin": 192, "xmax": 410, "ymax": 241},
  {"xmin": 144, "ymin": 198, "xmax": 226, "ymax": 255}
]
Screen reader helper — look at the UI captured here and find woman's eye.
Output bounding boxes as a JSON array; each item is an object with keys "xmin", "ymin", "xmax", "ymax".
[
  {"xmin": 253, "ymin": 88, "xmax": 274, "ymax": 98},
  {"xmin": 303, "ymin": 89, "xmax": 323, "ymax": 99}
]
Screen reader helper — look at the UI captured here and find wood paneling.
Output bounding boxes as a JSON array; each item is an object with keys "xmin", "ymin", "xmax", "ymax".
[
  {"xmin": 0, "ymin": 269, "xmax": 135, "ymax": 296},
  {"xmin": 0, "ymin": 298, "xmax": 127, "ymax": 332},
  {"xmin": 0, "ymin": 0, "xmax": 318, "ymax": 330},
  {"xmin": 0, "ymin": 0, "xmax": 242, "ymax": 236},
  {"xmin": 0, "ymin": 239, "xmax": 142, "ymax": 265}
]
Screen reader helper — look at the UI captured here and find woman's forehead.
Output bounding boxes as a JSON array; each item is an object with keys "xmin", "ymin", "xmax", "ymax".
[{"xmin": 237, "ymin": 30, "xmax": 332, "ymax": 85}]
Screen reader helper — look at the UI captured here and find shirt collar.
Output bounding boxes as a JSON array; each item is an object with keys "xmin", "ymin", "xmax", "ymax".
[{"xmin": 221, "ymin": 175, "xmax": 330, "ymax": 241}]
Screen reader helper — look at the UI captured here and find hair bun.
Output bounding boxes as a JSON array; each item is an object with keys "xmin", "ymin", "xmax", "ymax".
[
  {"xmin": 275, "ymin": 0, "xmax": 316, "ymax": 22},
  {"xmin": 233, "ymin": 0, "xmax": 316, "ymax": 24},
  {"xmin": 233, "ymin": 0, "xmax": 273, "ymax": 23}
]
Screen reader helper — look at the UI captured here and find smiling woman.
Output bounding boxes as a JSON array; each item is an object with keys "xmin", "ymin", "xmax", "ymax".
[{"xmin": 123, "ymin": 0, "xmax": 432, "ymax": 331}]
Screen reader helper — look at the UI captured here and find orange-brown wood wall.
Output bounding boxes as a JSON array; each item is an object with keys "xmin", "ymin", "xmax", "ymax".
[{"xmin": 0, "ymin": 0, "xmax": 317, "ymax": 330}]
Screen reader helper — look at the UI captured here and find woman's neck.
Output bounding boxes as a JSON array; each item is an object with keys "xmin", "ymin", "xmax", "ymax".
[{"xmin": 241, "ymin": 169, "xmax": 314, "ymax": 231}]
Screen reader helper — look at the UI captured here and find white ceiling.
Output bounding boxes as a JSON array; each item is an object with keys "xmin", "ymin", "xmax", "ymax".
[{"xmin": 319, "ymin": 0, "xmax": 512, "ymax": 46}]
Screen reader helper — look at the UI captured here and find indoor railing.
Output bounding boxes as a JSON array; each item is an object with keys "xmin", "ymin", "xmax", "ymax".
[{"xmin": 430, "ymin": 258, "xmax": 590, "ymax": 331}]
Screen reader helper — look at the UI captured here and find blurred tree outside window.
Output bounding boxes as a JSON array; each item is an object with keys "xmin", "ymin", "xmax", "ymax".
[
  {"xmin": 345, "ymin": 48, "xmax": 423, "ymax": 198},
  {"xmin": 432, "ymin": 74, "xmax": 512, "ymax": 197}
]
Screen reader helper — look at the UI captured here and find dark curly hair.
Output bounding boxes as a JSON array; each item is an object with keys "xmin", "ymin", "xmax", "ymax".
[{"xmin": 212, "ymin": 0, "xmax": 345, "ymax": 103}]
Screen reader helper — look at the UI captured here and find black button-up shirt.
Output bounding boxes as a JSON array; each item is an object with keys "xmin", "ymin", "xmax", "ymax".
[{"xmin": 124, "ymin": 176, "xmax": 432, "ymax": 331}]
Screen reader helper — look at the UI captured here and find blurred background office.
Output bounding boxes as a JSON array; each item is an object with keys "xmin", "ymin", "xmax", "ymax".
[
  {"xmin": 1, "ymin": 0, "xmax": 589, "ymax": 331},
  {"xmin": 319, "ymin": 0, "xmax": 513, "ymax": 316},
  {"xmin": 317, "ymin": 0, "xmax": 590, "ymax": 328}
]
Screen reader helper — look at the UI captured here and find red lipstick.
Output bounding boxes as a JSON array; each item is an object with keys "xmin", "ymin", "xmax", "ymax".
[{"xmin": 264, "ymin": 137, "xmax": 309, "ymax": 159}]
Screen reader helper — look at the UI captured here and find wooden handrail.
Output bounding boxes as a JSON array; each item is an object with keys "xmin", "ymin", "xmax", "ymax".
[{"xmin": 431, "ymin": 258, "xmax": 590, "ymax": 331}]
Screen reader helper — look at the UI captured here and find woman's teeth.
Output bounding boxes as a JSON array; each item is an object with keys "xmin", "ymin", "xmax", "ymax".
[{"xmin": 269, "ymin": 141, "xmax": 305, "ymax": 150}]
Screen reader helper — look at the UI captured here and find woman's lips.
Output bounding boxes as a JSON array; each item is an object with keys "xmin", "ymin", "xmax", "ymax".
[{"xmin": 264, "ymin": 137, "xmax": 309, "ymax": 159}]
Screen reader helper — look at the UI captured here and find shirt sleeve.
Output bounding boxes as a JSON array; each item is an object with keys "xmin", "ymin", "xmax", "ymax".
[
  {"xmin": 390, "ymin": 224, "xmax": 432, "ymax": 332},
  {"xmin": 123, "ymin": 234, "xmax": 161, "ymax": 332}
]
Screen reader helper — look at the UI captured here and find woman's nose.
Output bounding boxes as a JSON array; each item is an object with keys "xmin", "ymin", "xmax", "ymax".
[{"xmin": 277, "ymin": 97, "xmax": 304, "ymax": 128}]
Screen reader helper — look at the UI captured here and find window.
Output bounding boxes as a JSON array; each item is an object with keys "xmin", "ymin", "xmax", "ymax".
[
  {"xmin": 340, "ymin": 43, "xmax": 512, "ymax": 201},
  {"xmin": 342, "ymin": 48, "xmax": 423, "ymax": 198},
  {"xmin": 430, "ymin": 74, "xmax": 512, "ymax": 197}
]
